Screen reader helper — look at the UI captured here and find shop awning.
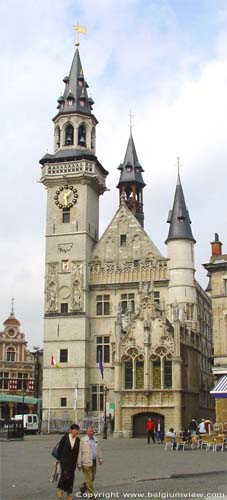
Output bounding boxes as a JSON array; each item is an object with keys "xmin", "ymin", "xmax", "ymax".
[
  {"xmin": 0, "ymin": 394, "xmax": 41, "ymax": 404},
  {"xmin": 210, "ymin": 376, "xmax": 227, "ymax": 398}
]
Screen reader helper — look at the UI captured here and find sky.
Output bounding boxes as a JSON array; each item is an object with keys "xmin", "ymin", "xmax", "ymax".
[{"xmin": 1, "ymin": 0, "xmax": 227, "ymax": 348}]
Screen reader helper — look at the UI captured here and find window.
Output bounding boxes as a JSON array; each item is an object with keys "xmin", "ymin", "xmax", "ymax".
[
  {"xmin": 121, "ymin": 293, "xmax": 135, "ymax": 314},
  {"xmin": 134, "ymin": 260, "xmax": 139, "ymax": 268},
  {"xmin": 62, "ymin": 260, "xmax": 69, "ymax": 272},
  {"xmin": 78, "ymin": 124, "xmax": 86, "ymax": 146},
  {"xmin": 154, "ymin": 291, "xmax": 160, "ymax": 307},
  {"xmin": 60, "ymin": 349, "xmax": 68, "ymax": 363},
  {"xmin": 224, "ymin": 279, "xmax": 227, "ymax": 295},
  {"xmin": 152, "ymin": 358, "xmax": 161, "ymax": 389},
  {"xmin": 91, "ymin": 385, "xmax": 104, "ymax": 411},
  {"xmin": 120, "ymin": 234, "xmax": 127, "ymax": 246},
  {"xmin": 96, "ymin": 336, "xmax": 110, "ymax": 363},
  {"xmin": 91, "ymin": 128, "xmax": 95, "ymax": 149},
  {"xmin": 61, "ymin": 303, "xmax": 68, "ymax": 313},
  {"xmin": 17, "ymin": 373, "xmax": 28, "ymax": 390},
  {"xmin": 135, "ymin": 359, "xmax": 144, "ymax": 389},
  {"xmin": 125, "ymin": 360, "xmax": 133, "ymax": 389},
  {"xmin": 6, "ymin": 347, "xmax": 16, "ymax": 362},
  {"xmin": 96, "ymin": 295, "xmax": 110, "ymax": 315},
  {"xmin": 65, "ymin": 124, "xmax": 74, "ymax": 145},
  {"xmin": 62, "ymin": 207, "xmax": 70, "ymax": 223},
  {"xmin": 164, "ymin": 359, "xmax": 172, "ymax": 388},
  {"xmin": 0, "ymin": 372, "xmax": 9, "ymax": 389},
  {"xmin": 61, "ymin": 397, "xmax": 67, "ymax": 407}
]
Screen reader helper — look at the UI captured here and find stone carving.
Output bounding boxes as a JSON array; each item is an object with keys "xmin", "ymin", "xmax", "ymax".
[
  {"xmin": 72, "ymin": 287, "xmax": 81, "ymax": 311},
  {"xmin": 71, "ymin": 262, "xmax": 83, "ymax": 311},
  {"xmin": 58, "ymin": 243, "xmax": 73, "ymax": 253},
  {"xmin": 46, "ymin": 263, "xmax": 58, "ymax": 311}
]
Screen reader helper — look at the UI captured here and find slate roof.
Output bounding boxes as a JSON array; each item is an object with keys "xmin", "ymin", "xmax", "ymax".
[
  {"xmin": 117, "ymin": 132, "xmax": 145, "ymax": 187},
  {"xmin": 166, "ymin": 173, "xmax": 195, "ymax": 243},
  {"xmin": 55, "ymin": 48, "xmax": 94, "ymax": 117}
]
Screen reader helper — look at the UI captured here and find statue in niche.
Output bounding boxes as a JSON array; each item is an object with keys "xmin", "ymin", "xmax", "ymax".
[
  {"xmin": 47, "ymin": 284, "xmax": 57, "ymax": 311},
  {"xmin": 144, "ymin": 329, "xmax": 150, "ymax": 344},
  {"xmin": 116, "ymin": 303, "xmax": 122, "ymax": 325},
  {"xmin": 72, "ymin": 285, "xmax": 82, "ymax": 311}
]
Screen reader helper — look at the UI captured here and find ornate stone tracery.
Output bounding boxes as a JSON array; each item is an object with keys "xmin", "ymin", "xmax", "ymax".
[{"xmin": 46, "ymin": 263, "xmax": 59, "ymax": 311}]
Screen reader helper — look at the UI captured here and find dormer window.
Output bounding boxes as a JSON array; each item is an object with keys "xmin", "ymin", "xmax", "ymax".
[
  {"xmin": 79, "ymin": 100, "xmax": 85, "ymax": 107},
  {"xmin": 78, "ymin": 124, "xmax": 86, "ymax": 147},
  {"xmin": 65, "ymin": 124, "xmax": 74, "ymax": 146},
  {"xmin": 68, "ymin": 99, "xmax": 73, "ymax": 107}
]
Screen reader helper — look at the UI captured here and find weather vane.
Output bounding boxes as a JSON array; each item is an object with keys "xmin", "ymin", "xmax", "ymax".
[
  {"xmin": 129, "ymin": 110, "xmax": 135, "ymax": 134},
  {"xmin": 73, "ymin": 23, "xmax": 87, "ymax": 47}
]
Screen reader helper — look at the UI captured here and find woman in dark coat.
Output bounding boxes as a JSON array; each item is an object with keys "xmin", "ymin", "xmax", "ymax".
[{"xmin": 56, "ymin": 423, "xmax": 80, "ymax": 500}]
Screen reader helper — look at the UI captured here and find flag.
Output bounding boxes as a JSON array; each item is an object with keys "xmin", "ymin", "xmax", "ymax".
[
  {"xmin": 51, "ymin": 354, "xmax": 56, "ymax": 366},
  {"xmin": 98, "ymin": 351, "xmax": 104, "ymax": 379},
  {"xmin": 73, "ymin": 382, "xmax": 78, "ymax": 410},
  {"xmin": 51, "ymin": 354, "xmax": 60, "ymax": 368},
  {"xmin": 73, "ymin": 24, "xmax": 87, "ymax": 34}
]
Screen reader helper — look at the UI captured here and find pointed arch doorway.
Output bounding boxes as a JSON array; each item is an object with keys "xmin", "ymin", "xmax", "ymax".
[{"xmin": 133, "ymin": 412, "xmax": 164, "ymax": 438}]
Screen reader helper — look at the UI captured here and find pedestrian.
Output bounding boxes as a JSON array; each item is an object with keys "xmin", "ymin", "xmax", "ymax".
[
  {"xmin": 198, "ymin": 418, "xmax": 206, "ymax": 435},
  {"xmin": 146, "ymin": 418, "xmax": 155, "ymax": 444},
  {"xmin": 189, "ymin": 417, "xmax": 198, "ymax": 435},
  {"xmin": 156, "ymin": 419, "xmax": 164, "ymax": 443},
  {"xmin": 56, "ymin": 423, "xmax": 80, "ymax": 500},
  {"xmin": 166, "ymin": 427, "xmax": 177, "ymax": 448},
  {"xmin": 78, "ymin": 426, "xmax": 103, "ymax": 499}
]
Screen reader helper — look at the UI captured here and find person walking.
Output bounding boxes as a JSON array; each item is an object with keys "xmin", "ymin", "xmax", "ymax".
[
  {"xmin": 78, "ymin": 426, "xmax": 103, "ymax": 499},
  {"xmin": 56, "ymin": 423, "xmax": 80, "ymax": 500},
  {"xmin": 146, "ymin": 418, "xmax": 155, "ymax": 444},
  {"xmin": 189, "ymin": 417, "xmax": 198, "ymax": 435},
  {"xmin": 156, "ymin": 419, "xmax": 164, "ymax": 443},
  {"xmin": 198, "ymin": 418, "xmax": 206, "ymax": 435}
]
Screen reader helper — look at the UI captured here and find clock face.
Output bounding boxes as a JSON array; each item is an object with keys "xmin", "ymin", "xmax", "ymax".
[{"xmin": 54, "ymin": 185, "xmax": 79, "ymax": 209}]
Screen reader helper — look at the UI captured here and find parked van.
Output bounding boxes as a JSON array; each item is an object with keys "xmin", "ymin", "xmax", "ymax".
[{"xmin": 11, "ymin": 414, "xmax": 39, "ymax": 434}]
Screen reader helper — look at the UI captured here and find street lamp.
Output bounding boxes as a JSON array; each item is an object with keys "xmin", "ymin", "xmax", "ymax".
[{"xmin": 103, "ymin": 386, "xmax": 109, "ymax": 439}]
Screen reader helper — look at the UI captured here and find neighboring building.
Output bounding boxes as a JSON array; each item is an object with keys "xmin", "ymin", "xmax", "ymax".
[
  {"xmin": 0, "ymin": 303, "xmax": 42, "ymax": 420},
  {"xmin": 40, "ymin": 43, "xmax": 214, "ymax": 436},
  {"xmin": 204, "ymin": 235, "xmax": 227, "ymax": 424}
]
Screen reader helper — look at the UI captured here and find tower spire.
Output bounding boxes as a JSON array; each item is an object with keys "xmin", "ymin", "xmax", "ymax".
[
  {"xmin": 117, "ymin": 129, "xmax": 145, "ymax": 227},
  {"xmin": 166, "ymin": 168, "xmax": 195, "ymax": 243}
]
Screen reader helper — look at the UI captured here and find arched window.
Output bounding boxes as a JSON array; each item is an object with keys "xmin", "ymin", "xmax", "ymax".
[
  {"xmin": 124, "ymin": 358, "xmax": 133, "ymax": 389},
  {"xmin": 65, "ymin": 124, "xmax": 74, "ymax": 146},
  {"xmin": 164, "ymin": 357, "xmax": 172, "ymax": 388},
  {"xmin": 78, "ymin": 124, "xmax": 86, "ymax": 147},
  {"xmin": 152, "ymin": 357, "xmax": 161, "ymax": 388},
  {"xmin": 6, "ymin": 347, "xmax": 16, "ymax": 362},
  {"xmin": 135, "ymin": 358, "xmax": 144, "ymax": 389},
  {"xmin": 91, "ymin": 127, "xmax": 95, "ymax": 150},
  {"xmin": 55, "ymin": 126, "xmax": 60, "ymax": 147}
]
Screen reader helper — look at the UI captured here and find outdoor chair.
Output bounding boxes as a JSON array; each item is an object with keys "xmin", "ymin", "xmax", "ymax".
[
  {"xmin": 190, "ymin": 435, "xmax": 200, "ymax": 449},
  {"xmin": 200, "ymin": 435, "xmax": 214, "ymax": 451},
  {"xmin": 175, "ymin": 436, "xmax": 187, "ymax": 451},
  {"xmin": 213, "ymin": 436, "xmax": 225, "ymax": 452},
  {"xmin": 165, "ymin": 435, "xmax": 174, "ymax": 451}
]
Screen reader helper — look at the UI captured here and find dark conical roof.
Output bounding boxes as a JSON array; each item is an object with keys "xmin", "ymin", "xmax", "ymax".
[
  {"xmin": 165, "ymin": 172, "xmax": 195, "ymax": 243},
  {"xmin": 56, "ymin": 48, "xmax": 94, "ymax": 116},
  {"xmin": 117, "ymin": 132, "xmax": 145, "ymax": 188}
]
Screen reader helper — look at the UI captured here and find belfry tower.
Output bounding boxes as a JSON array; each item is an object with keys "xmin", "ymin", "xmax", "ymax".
[
  {"xmin": 40, "ymin": 40, "xmax": 108, "ymax": 425},
  {"xmin": 117, "ymin": 131, "xmax": 145, "ymax": 227}
]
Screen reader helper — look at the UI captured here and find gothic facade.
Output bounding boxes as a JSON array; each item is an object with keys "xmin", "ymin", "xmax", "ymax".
[{"xmin": 40, "ymin": 43, "xmax": 214, "ymax": 436}]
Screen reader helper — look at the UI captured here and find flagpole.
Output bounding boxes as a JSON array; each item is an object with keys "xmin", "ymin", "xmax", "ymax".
[
  {"xmin": 98, "ymin": 370, "xmax": 101, "ymax": 434},
  {"xmin": 74, "ymin": 381, "xmax": 78, "ymax": 424},
  {"xmin": 47, "ymin": 363, "xmax": 52, "ymax": 434}
]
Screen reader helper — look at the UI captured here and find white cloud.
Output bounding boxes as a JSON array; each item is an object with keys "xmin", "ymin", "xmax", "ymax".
[{"xmin": 1, "ymin": 0, "xmax": 227, "ymax": 347}]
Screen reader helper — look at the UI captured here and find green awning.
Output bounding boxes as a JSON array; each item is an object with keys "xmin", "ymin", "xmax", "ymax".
[{"xmin": 0, "ymin": 394, "xmax": 41, "ymax": 404}]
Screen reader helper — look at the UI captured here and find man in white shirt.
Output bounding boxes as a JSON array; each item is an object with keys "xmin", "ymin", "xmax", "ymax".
[{"xmin": 77, "ymin": 427, "xmax": 103, "ymax": 499}]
